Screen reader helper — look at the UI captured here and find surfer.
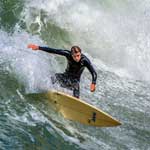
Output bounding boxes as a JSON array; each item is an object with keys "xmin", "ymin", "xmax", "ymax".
[{"xmin": 28, "ymin": 44, "xmax": 97, "ymax": 98}]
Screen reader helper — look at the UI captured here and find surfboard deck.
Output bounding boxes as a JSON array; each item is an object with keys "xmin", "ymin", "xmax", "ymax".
[{"xmin": 27, "ymin": 91, "xmax": 121, "ymax": 127}]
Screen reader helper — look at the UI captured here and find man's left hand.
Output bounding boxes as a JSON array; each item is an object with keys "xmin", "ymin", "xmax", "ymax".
[{"xmin": 90, "ymin": 83, "xmax": 96, "ymax": 92}]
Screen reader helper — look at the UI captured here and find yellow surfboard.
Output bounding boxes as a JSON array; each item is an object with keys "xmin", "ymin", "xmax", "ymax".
[{"xmin": 27, "ymin": 91, "xmax": 121, "ymax": 127}]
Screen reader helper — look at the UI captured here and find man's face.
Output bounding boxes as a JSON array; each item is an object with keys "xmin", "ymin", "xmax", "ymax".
[{"xmin": 72, "ymin": 52, "xmax": 81, "ymax": 62}]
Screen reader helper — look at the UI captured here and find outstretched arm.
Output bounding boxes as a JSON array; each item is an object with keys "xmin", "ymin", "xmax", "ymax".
[{"xmin": 28, "ymin": 44, "xmax": 70, "ymax": 57}]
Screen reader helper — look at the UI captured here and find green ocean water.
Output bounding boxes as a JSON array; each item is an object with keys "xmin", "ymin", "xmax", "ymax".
[{"xmin": 0, "ymin": 0, "xmax": 150, "ymax": 150}]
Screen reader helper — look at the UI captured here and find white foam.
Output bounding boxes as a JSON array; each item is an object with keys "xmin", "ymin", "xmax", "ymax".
[
  {"xmin": 22, "ymin": 0, "xmax": 150, "ymax": 81},
  {"xmin": 0, "ymin": 30, "xmax": 59, "ymax": 92}
]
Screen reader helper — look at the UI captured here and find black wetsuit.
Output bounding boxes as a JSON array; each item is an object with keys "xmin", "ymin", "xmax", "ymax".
[{"xmin": 39, "ymin": 46, "xmax": 97, "ymax": 98}]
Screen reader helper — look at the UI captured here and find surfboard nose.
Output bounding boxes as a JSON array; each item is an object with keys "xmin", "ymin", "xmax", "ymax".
[{"xmin": 112, "ymin": 120, "xmax": 122, "ymax": 127}]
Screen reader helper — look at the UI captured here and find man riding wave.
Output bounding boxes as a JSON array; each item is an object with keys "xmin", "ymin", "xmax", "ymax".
[{"xmin": 28, "ymin": 44, "xmax": 97, "ymax": 98}]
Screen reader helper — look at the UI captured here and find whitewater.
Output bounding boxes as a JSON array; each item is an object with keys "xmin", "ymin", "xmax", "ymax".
[{"xmin": 0, "ymin": 0, "xmax": 150, "ymax": 149}]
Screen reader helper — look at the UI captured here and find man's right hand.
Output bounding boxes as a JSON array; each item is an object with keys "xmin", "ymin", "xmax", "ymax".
[{"xmin": 27, "ymin": 44, "xmax": 39, "ymax": 50}]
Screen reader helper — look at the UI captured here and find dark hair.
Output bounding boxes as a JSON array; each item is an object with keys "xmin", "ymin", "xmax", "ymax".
[{"xmin": 71, "ymin": 46, "xmax": 81, "ymax": 55}]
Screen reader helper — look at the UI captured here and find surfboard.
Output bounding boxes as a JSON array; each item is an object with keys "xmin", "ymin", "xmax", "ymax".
[{"xmin": 27, "ymin": 91, "xmax": 121, "ymax": 127}]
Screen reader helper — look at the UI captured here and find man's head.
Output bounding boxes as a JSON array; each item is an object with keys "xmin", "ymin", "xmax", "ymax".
[{"xmin": 71, "ymin": 46, "xmax": 81, "ymax": 62}]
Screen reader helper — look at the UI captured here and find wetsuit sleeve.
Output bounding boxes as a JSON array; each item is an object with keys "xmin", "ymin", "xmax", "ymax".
[
  {"xmin": 39, "ymin": 46, "xmax": 70, "ymax": 57},
  {"xmin": 84, "ymin": 58, "xmax": 97, "ymax": 84}
]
